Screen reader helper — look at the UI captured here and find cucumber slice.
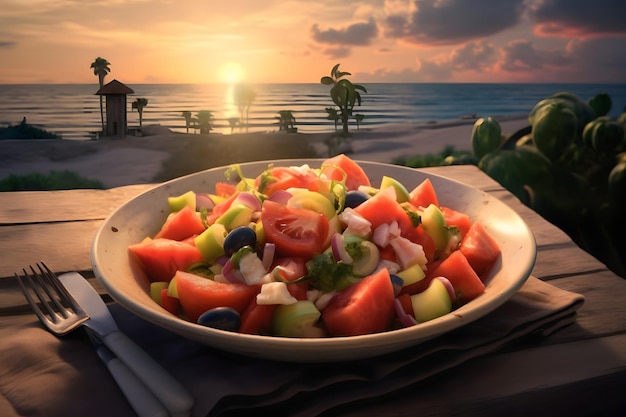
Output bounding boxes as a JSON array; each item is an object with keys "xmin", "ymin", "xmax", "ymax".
[
  {"xmin": 194, "ymin": 223, "xmax": 227, "ymax": 262},
  {"xmin": 396, "ymin": 263, "xmax": 426, "ymax": 287},
  {"xmin": 287, "ymin": 190, "xmax": 336, "ymax": 219},
  {"xmin": 272, "ymin": 300, "xmax": 321, "ymax": 337},
  {"xmin": 410, "ymin": 277, "xmax": 452, "ymax": 322},
  {"xmin": 380, "ymin": 175, "xmax": 410, "ymax": 203},
  {"xmin": 150, "ymin": 281, "xmax": 169, "ymax": 304},
  {"xmin": 351, "ymin": 241, "xmax": 380, "ymax": 277},
  {"xmin": 215, "ymin": 204, "xmax": 253, "ymax": 231},
  {"xmin": 167, "ymin": 275, "xmax": 179, "ymax": 298},
  {"xmin": 167, "ymin": 191, "xmax": 196, "ymax": 212},
  {"xmin": 420, "ymin": 204, "xmax": 448, "ymax": 253}
]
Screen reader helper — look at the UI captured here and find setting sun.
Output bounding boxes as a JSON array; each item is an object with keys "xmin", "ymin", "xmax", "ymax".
[{"xmin": 219, "ymin": 62, "xmax": 246, "ymax": 85}]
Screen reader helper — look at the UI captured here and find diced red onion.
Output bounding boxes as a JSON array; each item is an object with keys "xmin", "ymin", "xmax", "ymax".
[
  {"xmin": 394, "ymin": 298, "xmax": 417, "ymax": 328},
  {"xmin": 330, "ymin": 233, "xmax": 341, "ymax": 261},
  {"xmin": 330, "ymin": 233, "xmax": 353, "ymax": 264},
  {"xmin": 268, "ymin": 190, "xmax": 292, "ymax": 205},
  {"xmin": 262, "ymin": 242, "xmax": 276, "ymax": 271},
  {"xmin": 215, "ymin": 256, "xmax": 229, "ymax": 266},
  {"xmin": 196, "ymin": 193, "xmax": 216, "ymax": 210},
  {"xmin": 221, "ymin": 259, "xmax": 245, "ymax": 283},
  {"xmin": 234, "ymin": 192, "xmax": 261, "ymax": 211}
]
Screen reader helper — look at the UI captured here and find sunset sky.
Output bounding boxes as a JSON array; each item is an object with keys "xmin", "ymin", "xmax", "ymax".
[{"xmin": 1, "ymin": 0, "xmax": 625, "ymax": 85}]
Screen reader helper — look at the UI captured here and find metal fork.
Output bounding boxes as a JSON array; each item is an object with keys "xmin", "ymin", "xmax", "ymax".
[
  {"xmin": 16, "ymin": 262, "xmax": 89, "ymax": 335},
  {"xmin": 15, "ymin": 262, "xmax": 170, "ymax": 417}
]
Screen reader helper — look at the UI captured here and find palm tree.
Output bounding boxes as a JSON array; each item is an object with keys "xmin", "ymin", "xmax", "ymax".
[
  {"xmin": 275, "ymin": 110, "xmax": 296, "ymax": 132},
  {"xmin": 227, "ymin": 117, "xmax": 240, "ymax": 134},
  {"xmin": 320, "ymin": 63, "xmax": 367, "ymax": 136},
  {"xmin": 233, "ymin": 84, "xmax": 256, "ymax": 132},
  {"xmin": 195, "ymin": 110, "xmax": 214, "ymax": 134},
  {"xmin": 90, "ymin": 57, "xmax": 111, "ymax": 133},
  {"xmin": 355, "ymin": 114, "xmax": 365, "ymax": 130},
  {"xmin": 131, "ymin": 98, "xmax": 148, "ymax": 130},
  {"xmin": 325, "ymin": 107, "xmax": 340, "ymax": 132},
  {"xmin": 181, "ymin": 111, "xmax": 192, "ymax": 133}
]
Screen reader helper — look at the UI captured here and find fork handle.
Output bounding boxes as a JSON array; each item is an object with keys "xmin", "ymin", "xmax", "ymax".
[{"xmin": 103, "ymin": 330, "xmax": 194, "ymax": 417}]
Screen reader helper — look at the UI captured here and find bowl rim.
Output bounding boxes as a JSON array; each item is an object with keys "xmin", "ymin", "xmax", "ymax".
[{"xmin": 92, "ymin": 158, "xmax": 536, "ymax": 362}]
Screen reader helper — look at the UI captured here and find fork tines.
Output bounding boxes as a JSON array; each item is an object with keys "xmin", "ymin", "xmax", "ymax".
[{"xmin": 15, "ymin": 262, "xmax": 87, "ymax": 335}]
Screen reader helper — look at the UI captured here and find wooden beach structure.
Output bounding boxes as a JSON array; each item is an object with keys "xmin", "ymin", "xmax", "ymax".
[{"xmin": 95, "ymin": 79, "xmax": 134, "ymax": 138}]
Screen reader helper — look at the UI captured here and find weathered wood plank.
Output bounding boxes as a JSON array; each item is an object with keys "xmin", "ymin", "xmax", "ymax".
[
  {"xmin": 532, "ymin": 242, "xmax": 609, "ymax": 279},
  {"xmin": 0, "ymin": 221, "xmax": 102, "ymax": 278},
  {"xmin": 487, "ymin": 190, "xmax": 576, "ymax": 246},
  {"xmin": 338, "ymin": 333, "xmax": 626, "ymax": 417},
  {"xmin": 0, "ymin": 184, "xmax": 153, "ymax": 224}
]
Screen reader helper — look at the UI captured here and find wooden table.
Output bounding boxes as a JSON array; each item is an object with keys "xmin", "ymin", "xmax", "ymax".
[{"xmin": 1, "ymin": 165, "xmax": 625, "ymax": 416}]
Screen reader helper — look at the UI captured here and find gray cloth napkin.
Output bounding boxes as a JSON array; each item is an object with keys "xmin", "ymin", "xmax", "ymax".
[{"xmin": 0, "ymin": 276, "xmax": 584, "ymax": 417}]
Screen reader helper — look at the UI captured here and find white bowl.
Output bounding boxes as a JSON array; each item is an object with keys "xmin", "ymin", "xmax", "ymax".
[{"xmin": 91, "ymin": 159, "xmax": 536, "ymax": 363}]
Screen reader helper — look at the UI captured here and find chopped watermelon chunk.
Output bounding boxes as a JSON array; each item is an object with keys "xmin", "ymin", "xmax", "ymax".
[
  {"xmin": 427, "ymin": 250, "xmax": 485, "ymax": 302},
  {"xmin": 460, "ymin": 222, "xmax": 501, "ymax": 279}
]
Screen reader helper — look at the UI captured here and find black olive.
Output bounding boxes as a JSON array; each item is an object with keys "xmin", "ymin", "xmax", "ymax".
[
  {"xmin": 390, "ymin": 274, "xmax": 404, "ymax": 296},
  {"xmin": 344, "ymin": 190, "xmax": 369, "ymax": 209},
  {"xmin": 223, "ymin": 226, "xmax": 257, "ymax": 257},
  {"xmin": 197, "ymin": 307, "xmax": 241, "ymax": 332}
]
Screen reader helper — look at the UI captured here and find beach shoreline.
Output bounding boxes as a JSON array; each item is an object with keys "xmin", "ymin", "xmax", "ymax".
[{"xmin": 0, "ymin": 115, "xmax": 530, "ymax": 189}]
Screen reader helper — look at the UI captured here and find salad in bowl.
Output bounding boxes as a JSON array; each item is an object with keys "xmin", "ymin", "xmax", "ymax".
[{"xmin": 92, "ymin": 155, "xmax": 535, "ymax": 362}]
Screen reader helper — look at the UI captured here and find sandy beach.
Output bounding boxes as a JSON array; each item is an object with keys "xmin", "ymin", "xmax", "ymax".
[{"xmin": 0, "ymin": 116, "xmax": 529, "ymax": 189}]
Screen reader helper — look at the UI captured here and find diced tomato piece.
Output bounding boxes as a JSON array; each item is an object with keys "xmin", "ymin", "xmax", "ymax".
[
  {"xmin": 272, "ymin": 257, "xmax": 309, "ymax": 300},
  {"xmin": 255, "ymin": 166, "xmax": 328, "ymax": 197},
  {"xmin": 413, "ymin": 226, "xmax": 436, "ymax": 263},
  {"xmin": 322, "ymin": 154, "xmax": 371, "ymax": 190},
  {"xmin": 353, "ymin": 187, "xmax": 416, "ymax": 240},
  {"xmin": 409, "ymin": 178, "xmax": 439, "ymax": 209},
  {"xmin": 441, "ymin": 206, "xmax": 472, "ymax": 239},
  {"xmin": 261, "ymin": 200, "xmax": 329, "ymax": 258},
  {"xmin": 129, "ymin": 238, "xmax": 204, "ymax": 282},
  {"xmin": 322, "ymin": 268, "xmax": 395, "ymax": 336},
  {"xmin": 427, "ymin": 251, "xmax": 485, "ymax": 302},
  {"xmin": 160, "ymin": 288, "xmax": 181, "ymax": 314},
  {"xmin": 154, "ymin": 205, "xmax": 206, "ymax": 241},
  {"xmin": 240, "ymin": 295, "xmax": 278, "ymax": 335},
  {"xmin": 175, "ymin": 270, "xmax": 259, "ymax": 322},
  {"xmin": 460, "ymin": 222, "xmax": 501, "ymax": 280},
  {"xmin": 215, "ymin": 182, "xmax": 237, "ymax": 198}
]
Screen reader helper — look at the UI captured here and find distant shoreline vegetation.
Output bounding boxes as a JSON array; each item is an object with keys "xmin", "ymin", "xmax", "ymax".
[{"xmin": 0, "ymin": 118, "xmax": 61, "ymax": 140}]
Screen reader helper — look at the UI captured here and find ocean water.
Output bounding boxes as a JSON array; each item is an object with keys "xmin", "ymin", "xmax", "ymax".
[{"xmin": 1, "ymin": 83, "xmax": 625, "ymax": 140}]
